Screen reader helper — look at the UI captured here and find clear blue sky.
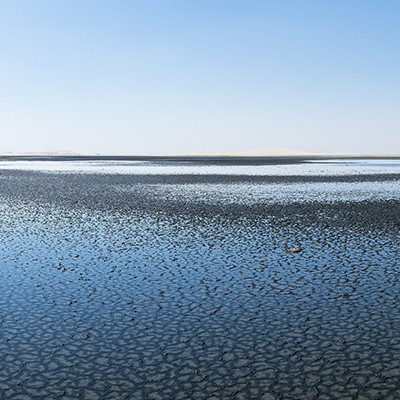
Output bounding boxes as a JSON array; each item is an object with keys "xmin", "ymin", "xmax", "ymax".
[{"xmin": 1, "ymin": 0, "xmax": 399, "ymax": 154}]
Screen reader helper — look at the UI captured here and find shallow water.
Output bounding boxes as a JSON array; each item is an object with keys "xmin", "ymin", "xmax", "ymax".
[
  {"xmin": 0, "ymin": 160, "xmax": 399, "ymax": 399},
  {"xmin": 0, "ymin": 158, "xmax": 399, "ymax": 176}
]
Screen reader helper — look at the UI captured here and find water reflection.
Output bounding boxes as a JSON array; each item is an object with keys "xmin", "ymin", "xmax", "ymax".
[{"xmin": 0, "ymin": 158, "xmax": 400, "ymax": 176}]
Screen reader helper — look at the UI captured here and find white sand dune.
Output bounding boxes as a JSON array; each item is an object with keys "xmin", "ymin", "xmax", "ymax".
[{"xmin": 216, "ymin": 147, "xmax": 315, "ymax": 156}]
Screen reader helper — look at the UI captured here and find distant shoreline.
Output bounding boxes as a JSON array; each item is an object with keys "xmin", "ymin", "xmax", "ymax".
[{"xmin": 0, "ymin": 154, "xmax": 400, "ymax": 165}]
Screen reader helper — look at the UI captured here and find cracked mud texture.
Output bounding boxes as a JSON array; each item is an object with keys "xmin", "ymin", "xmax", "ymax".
[{"xmin": 0, "ymin": 165, "xmax": 399, "ymax": 399}]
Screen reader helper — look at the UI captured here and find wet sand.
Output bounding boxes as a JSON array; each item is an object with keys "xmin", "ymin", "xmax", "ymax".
[{"xmin": 0, "ymin": 165, "xmax": 399, "ymax": 399}]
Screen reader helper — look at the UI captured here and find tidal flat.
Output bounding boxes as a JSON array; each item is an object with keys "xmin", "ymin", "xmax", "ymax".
[{"xmin": 0, "ymin": 158, "xmax": 399, "ymax": 399}]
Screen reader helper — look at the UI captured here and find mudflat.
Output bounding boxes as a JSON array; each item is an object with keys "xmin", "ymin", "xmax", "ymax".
[{"xmin": 0, "ymin": 159, "xmax": 399, "ymax": 399}]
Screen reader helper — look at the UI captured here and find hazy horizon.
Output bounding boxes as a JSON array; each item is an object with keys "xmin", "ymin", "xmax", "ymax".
[
  {"xmin": 1, "ymin": 1, "xmax": 399, "ymax": 155},
  {"xmin": 1, "ymin": 147, "xmax": 400, "ymax": 157}
]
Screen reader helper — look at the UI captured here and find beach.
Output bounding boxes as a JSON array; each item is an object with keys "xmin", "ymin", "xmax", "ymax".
[{"xmin": 0, "ymin": 158, "xmax": 399, "ymax": 399}]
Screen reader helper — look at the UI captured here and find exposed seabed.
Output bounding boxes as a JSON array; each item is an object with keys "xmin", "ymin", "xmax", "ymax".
[{"xmin": 0, "ymin": 160, "xmax": 399, "ymax": 399}]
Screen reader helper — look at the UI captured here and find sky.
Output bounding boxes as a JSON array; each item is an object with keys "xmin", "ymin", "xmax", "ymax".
[{"xmin": 0, "ymin": 1, "xmax": 399, "ymax": 155}]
